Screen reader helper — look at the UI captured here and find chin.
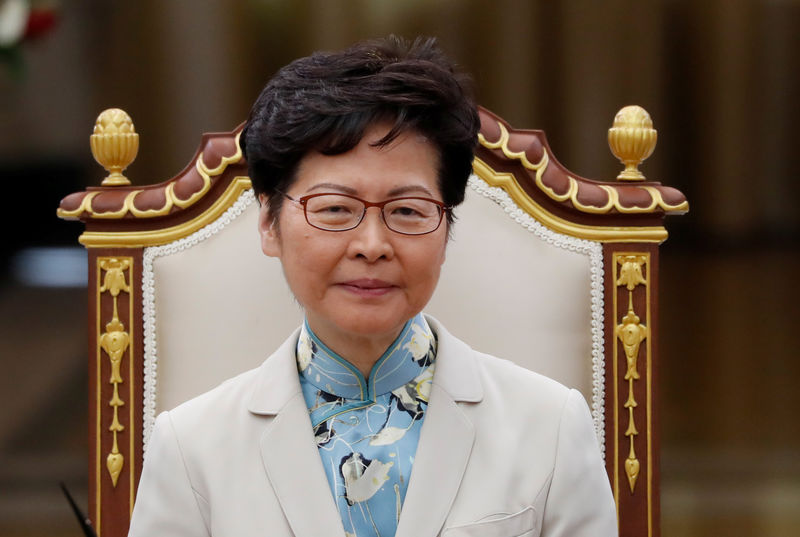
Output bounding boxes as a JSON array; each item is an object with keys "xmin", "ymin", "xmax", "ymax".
[{"xmin": 335, "ymin": 309, "xmax": 417, "ymax": 338}]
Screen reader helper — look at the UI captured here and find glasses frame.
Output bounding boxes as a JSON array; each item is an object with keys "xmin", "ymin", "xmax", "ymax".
[{"xmin": 283, "ymin": 192, "xmax": 451, "ymax": 236}]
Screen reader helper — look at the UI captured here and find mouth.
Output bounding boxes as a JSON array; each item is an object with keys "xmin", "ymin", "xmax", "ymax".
[{"xmin": 337, "ymin": 279, "xmax": 397, "ymax": 297}]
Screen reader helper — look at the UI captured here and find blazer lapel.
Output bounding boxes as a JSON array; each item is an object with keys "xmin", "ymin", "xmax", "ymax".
[
  {"xmin": 395, "ymin": 316, "xmax": 483, "ymax": 537},
  {"xmin": 249, "ymin": 329, "xmax": 346, "ymax": 537}
]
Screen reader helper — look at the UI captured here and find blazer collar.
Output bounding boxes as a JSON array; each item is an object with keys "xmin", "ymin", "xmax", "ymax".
[
  {"xmin": 249, "ymin": 327, "xmax": 345, "ymax": 537},
  {"xmin": 246, "ymin": 326, "xmax": 303, "ymax": 415},
  {"xmin": 391, "ymin": 315, "xmax": 482, "ymax": 537},
  {"xmin": 247, "ymin": 315, "xmax": 483, "ymax": 415},
  {"xmin": 424, "ymin": 314, "xmax": 484, "ymax": 403}
]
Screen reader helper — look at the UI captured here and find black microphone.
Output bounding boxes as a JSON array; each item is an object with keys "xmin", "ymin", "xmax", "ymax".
[{"xmin": 59, "ymin": 482, "xmax": 98, "ymax": 537}]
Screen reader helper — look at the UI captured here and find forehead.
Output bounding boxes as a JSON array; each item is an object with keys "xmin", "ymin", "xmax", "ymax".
[{"xmin": 291, "ymin": 124, "xmax": 441, "ymax": 197}]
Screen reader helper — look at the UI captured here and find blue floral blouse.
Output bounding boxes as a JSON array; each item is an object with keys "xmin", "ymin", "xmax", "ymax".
[{"xmin": 296, "ymin": 313, "xmax": 437, "ymax": 537}]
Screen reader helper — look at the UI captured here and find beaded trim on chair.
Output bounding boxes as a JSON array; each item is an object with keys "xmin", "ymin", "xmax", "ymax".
[
  {"xmin": 141, "ymin": 189, "xmax": 257, "ymax": 451},
  {"xmin": 466, "ymin": 175, "xmax": 606, "ymax": 457}
]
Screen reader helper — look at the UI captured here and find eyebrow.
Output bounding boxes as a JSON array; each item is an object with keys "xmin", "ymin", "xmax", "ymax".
[
  {"xmin": 386, "ymin": 185, "xmax": 434, "ymax": 197},
  {"xmin": 305, "ymin": 183, "xmax": 435, "ymax": 197},
  {"xmin": 306, "ymin": 183, "xmax": 358, "ymax": 194}
]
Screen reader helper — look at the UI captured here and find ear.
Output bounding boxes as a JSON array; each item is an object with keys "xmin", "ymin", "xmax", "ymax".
[{"xmin": 257, "ymin": 194, "xmax": 281, "ymax": 258}]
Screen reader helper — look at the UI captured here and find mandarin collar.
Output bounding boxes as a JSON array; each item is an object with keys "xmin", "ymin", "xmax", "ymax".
[{"xmin": 296, "ymin": 313, "xmax": 436, "ymax": 401}]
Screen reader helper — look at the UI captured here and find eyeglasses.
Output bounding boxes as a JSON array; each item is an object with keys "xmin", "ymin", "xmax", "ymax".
[{"xmin": 282, "ymin": 192, "xmax": 450, "ymax": 235}]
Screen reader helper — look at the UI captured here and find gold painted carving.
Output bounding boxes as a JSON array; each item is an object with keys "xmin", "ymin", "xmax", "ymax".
[
  {"xmin": 617, "ymin": 254, "xmax": 647, "ymax": 291},
  {"xmin": 77, "ymin": 176, "xmax": 252, "ymax": 248},
  {"xmin": 91, "ymin": 109, "xmax": 139, "ymax": 187},
  {"xmin": 98, "ymin": 258, "xmax": 132, "ymax": 487},
  {"xmin": 478, "ymin": 116, "xmax": 686, "ymax": 214},
  {"xmin": 472, "ymin": 158, "xmax": 668, "ymax": 243},
  {"xmin": 615, "ymin": 255, "xmax": 649, "ymax": 493},
  {"xmin": 58, "ymin": 119, "xmax": 242, "ymax": 220},
  {"xmin": 608, "ymin": 106, "xmax": 657, "ymax": 182}
]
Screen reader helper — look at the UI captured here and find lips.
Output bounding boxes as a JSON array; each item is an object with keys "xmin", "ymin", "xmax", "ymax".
[{"xmin": 338, "ymin": 279, "xmax": 397, "ymax": 297}]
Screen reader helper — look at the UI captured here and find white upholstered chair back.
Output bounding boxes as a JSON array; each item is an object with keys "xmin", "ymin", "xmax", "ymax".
[{"xmin": 145, "ymin": 180, "xmax": 602, "ymax": 446}]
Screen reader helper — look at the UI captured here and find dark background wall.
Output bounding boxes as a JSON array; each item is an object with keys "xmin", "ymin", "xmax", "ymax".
[{"xmin": 1, "ymin": 1, "xmax": 797, "ymax": 535}]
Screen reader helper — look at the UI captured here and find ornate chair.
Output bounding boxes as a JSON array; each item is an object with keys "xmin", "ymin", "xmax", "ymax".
[{"xmin": 58, "ymin": 105, "xmax": 687, "ymax": 537}]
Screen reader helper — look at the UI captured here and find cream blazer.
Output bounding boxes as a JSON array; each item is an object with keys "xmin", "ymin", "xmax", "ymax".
[{"xmin": 128, "ymin": 316, "xmax": 617, "ymax": 537}]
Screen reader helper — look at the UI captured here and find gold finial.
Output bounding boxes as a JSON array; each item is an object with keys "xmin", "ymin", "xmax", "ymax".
[
  {"xmin": 608, "ymin": 105, "xmax": 657, "ymax": 181},
  {"xmin": 90, "ymin": 108, "xmax": 139, "ymax": 186}
]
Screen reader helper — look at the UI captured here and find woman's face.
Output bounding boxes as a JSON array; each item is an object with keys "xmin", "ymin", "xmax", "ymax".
[{"xmin": 258, "ymin": 123, "xmax": 448, "ymax": 346}]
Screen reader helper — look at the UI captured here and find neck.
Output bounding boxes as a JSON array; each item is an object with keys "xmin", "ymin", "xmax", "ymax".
[{"xmin": 305, "ymin": 319, "xmax": 405, "ymax": 378}]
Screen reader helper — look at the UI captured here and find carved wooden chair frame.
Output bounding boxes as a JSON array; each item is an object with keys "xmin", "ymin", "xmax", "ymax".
[{"xmin": 58, "ymin": 105, "xmax": 687, "ymax": 537}]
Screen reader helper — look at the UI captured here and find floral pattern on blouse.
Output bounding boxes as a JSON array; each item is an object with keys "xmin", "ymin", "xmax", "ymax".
[{"xmin": 296, "ymin": 313, "xmax": 436, "ymax": 537}]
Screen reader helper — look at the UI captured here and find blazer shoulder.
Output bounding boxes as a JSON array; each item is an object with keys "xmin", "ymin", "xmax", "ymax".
[
  {"xmin": 166, "ymin": 364, "xmax": 262, "ymax": 426},
  {"xmin": 464, "ymin": 349, "xmax": 585, "ymax": 432},
  {"xmin": 426, "ymin": 315, "xmax": 574, "ymax": 411},
  {"xmin": 472, "ymin": 350, "xmax": 572, "ymax": 401}
]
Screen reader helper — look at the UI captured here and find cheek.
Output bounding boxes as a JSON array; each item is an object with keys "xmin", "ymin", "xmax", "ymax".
[
  {"xmin": 407, "ymin": 242, "xmax": 446, "ymax": 299},
  {"xmin": 280, "ymin": 259, "xmax": 325, "ymax": 309},
  {"xmin": 280, "ymin": 235, "xmax": 342, "ymax": 294}
]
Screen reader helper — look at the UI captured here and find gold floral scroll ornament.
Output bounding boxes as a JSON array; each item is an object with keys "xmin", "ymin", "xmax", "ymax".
[
  {"xmin": 615, "ymin": 255, "xmax": 648, "ymax": 493},
  {"xmin": 98, "ymin": 258, "xmax": 132, "ymax": 487}
]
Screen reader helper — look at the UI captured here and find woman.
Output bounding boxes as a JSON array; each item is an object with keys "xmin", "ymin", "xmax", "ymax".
[{"xmin": 129, "ymin": 36, "xmax": 616, "ymax": 537}]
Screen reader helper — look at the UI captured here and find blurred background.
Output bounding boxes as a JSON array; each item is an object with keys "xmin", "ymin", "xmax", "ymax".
[{"xmin": 1, "ymin": 0, "xmax": 797, "ymax": 536}]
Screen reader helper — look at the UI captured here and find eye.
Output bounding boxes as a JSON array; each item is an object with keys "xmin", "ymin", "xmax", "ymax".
[
  {"xmin": 304, "ymin": 194, "xmax": 362, "ymax": 227},
  {"xmin": 314, "ymin": 204, "xmax": 353, "ymax": 215},
  {"xmin": 390, "ymin": 205, "xmax": 426, "ymax": 218},
  {"xmin": 386, "ymin": 199, "xmax": 438, "ymax": 220}
]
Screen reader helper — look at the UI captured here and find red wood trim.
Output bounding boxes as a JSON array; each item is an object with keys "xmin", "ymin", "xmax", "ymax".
[
  {"xmin": 87, "ymin": 249, "xmax": 98, "ymax": 533},
  {"xmin": 603, "ymin": 243, "xmax": 660, "ymax": 537},
  {"xmin": 89, "ymin": 248, "xmax": 144, "ymax": 537}
]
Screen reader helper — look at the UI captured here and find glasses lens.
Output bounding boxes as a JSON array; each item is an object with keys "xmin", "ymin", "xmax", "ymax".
[
  {"xmin": 304, "ymin": 194, "xmax": 364, "ymax": 230},
  {"xmin": 383, "ymin": 198, "xmax": 443, "ymax": 235}
]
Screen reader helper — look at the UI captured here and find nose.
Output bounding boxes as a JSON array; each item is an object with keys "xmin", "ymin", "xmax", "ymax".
[{"xmin": 346, "ymin": 207, "xmax": 394, "ymax": 263}]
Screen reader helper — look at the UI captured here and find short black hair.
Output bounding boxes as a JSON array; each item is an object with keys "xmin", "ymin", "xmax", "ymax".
[{"xmin": 240, "ymin": 35, "xmax": 480, "ymax": 223}]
